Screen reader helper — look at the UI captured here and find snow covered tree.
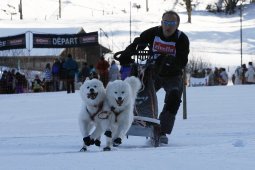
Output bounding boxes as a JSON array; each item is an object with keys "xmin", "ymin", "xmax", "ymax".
[
  {"xmin": 224, "ymin": 0, "xmax": 239, "ymax": 14},
  {"xmin": 19, "ymin": 0, "xmax": 23, "ymax": 20},
  {"xmin": 183, "ymin": 0, "xmax": 192, "ymax": 23},
  {"xmin": 187, "ymin": 56, "xmax": 212, "ymax": 74}
]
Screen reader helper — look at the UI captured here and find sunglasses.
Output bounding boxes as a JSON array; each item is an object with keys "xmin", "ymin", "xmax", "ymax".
[{"xmin": 162, "ymin": 20, "xmax": 177, "ymax": 26}]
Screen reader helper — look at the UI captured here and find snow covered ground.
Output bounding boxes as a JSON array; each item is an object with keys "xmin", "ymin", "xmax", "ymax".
[
  {"xmin": 0, "ymin": 85, "xmax": 255, "ymax": 170},
  {"xmin": 0, "ymin": 0, "xmax": 255, "ymax": 169}
]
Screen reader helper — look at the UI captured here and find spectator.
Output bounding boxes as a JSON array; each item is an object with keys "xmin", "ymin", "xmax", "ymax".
[
  {"xmin": 89, "ymin": 64, "xmax": 96, "ymax": 74},
  {"xmin": 213, "ymin": 67, "xmax": 220, "ymax": 85},
  {"xmin": 219, "ymin": 68, "xmax": 228, "ymax": 85},
  {"xmin": 59, "ymin": 57, "xmax": 66, "ymax": 91},
  {"xmin": 245, "ymin": 62, "xmax": 255, "ymax": 84},
  {"xmin": 43, "ymin": 63, "xmax": 53, "ymax": 92},
  {"xmin": 207, "ymin": 68, "xmax": 215, "ymax": 86},
  {"xmin": 233, "ymin": 66, "xmax": 243, "ymax": 85},
  {"xmin": 241, "ymin": 64, "xmax": 248, "ymax": 84},
  {"xmin": 108, "ymin": 60, "xmax": 120, "ymax": 82},
  {"xmin": 120, "ymin": 64, "xmax": 132, "ymax": 80},
  {"xmin": 88, "ymin": 64, "xmax": 97, "ymax": 79},
  {"xmin": 79, "ymin": 62, "xmax": 90, "ymax": 82},
  {"xmin": 96, "ymin": 56, "xmax": 110, "ymax": 86},
  {"xmin": 32, "ymin": 75, "xmax": 43, "ymax": 92},
  {"xmin": 10, "ymin": 69, "xmax": 16, "ymax": 93},
  {"xmin": 5, "ymin": 70, "xmax": 15, "ymax": 94},
  {"xmin": 15, "ymin": 72, "xmax": 27, "ymax": 93},
  {"xmin": 52, "ymin": 58, "xmax": 61, "ymax": 91},
  {"xmin": 63, "ymin": 54, "xmax": 78, "ymax": 93},
  {"xmin": 0, "ymin": 70, "xmax": 8, "ymax": 93}
]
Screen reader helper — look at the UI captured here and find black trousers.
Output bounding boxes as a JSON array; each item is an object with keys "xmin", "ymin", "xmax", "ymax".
[
  {"xmin": 66, "ymin": 77, "xmax": 75, "ymax": 93},
  {"xmin": 154, "ymin": 75, "xmax": 183, "ymax": 134}
]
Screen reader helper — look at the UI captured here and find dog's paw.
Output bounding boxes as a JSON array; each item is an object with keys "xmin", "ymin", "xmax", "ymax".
[
  {"xmin": 103, "ymin": 146, "xmax": 111, "ymax": 151},
  {"xmin": 94, "ymin": 139, "xmax": 101, "ymax": 147},
  {"xmin": 104, "ymin": 130, "xmax": 112, "ymax": 138},
  {"xmin": 90, "ymin": 138, "xmax": 95, "ymax": 145},
  {"xmin": 83, "ymin": 136, "xmax": 91, "ymax": 146},
  {"xmin": 114, "ymin": 137, "xmax": 122, "ymax": 144},
  {"xmin": 113, "ymin": 137, "xmax": 122, "ymax": 147}
]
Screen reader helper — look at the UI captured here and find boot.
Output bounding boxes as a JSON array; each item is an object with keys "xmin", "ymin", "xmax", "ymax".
[{"xmin": 159, "ymin": 133, "xmax": 168, "ymax": 144}]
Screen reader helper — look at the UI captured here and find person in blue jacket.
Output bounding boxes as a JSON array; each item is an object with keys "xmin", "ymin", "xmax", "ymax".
[{"xmin": 63, "ymin": 54, "xmax": 78, "ymax": 93}]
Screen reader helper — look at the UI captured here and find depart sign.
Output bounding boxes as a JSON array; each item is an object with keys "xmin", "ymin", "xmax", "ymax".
[{"xmin": 33, "ymin": 32, "xmax": 98, "ymax": 48}]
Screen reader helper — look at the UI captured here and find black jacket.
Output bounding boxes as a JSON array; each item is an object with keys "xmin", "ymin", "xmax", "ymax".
[{"xmin": 124, "ymin": 26, "xmax": 189, "ymax": 76}]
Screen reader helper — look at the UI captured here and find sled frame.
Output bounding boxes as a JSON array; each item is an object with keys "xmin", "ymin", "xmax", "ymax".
[{"xmin": 114, "ymin": 50, "xmax": 160, "ymax": 147}]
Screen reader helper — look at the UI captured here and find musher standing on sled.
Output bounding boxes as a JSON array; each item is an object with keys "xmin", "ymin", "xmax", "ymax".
[{"xmin": 118, "ymin": 10, "xmax": 190, "ymax": 144}]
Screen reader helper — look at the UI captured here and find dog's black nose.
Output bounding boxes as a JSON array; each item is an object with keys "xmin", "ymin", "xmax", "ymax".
[
  {"xmin": 90, "ymin": 88, "xmax": 94, "ymax": 93},
  {"xmin": 118, "ymin": 97, "xmax": 122, "ymax": 101}
]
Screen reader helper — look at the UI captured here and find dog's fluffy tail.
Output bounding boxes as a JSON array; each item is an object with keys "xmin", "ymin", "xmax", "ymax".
[{"xmin": 124, "ymin": 76, "xmax": 141, "ymax": 98}]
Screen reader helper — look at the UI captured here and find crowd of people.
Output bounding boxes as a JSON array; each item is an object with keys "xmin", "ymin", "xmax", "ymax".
[
  {"xmin": 232, "ymin": 62, "xmax": 255, "ymax": 85},
  {"xmin": 1, "ymin": 58, "xmax": 254, "ymax": 94},
  {"xmin": 190, "ymin": 61, "xmax": 255, "ymax": 86},
  {"xmin": 0, "ymin": 69, "xmax": 28, "ymax": 94},
  {"xmin": 0, "ymin": 54, "xmax": 78, "ymax": 94},
  {"xmin": 191, "ymin": 67, "xmax": 229, "ymax": 86},
  {"xmin": 0, "ymin": 53, "xmax": 133, "ymax": 94},
  {"xmin": 93, "ymin": 56, "xmax": 132, "ymax": 87}
]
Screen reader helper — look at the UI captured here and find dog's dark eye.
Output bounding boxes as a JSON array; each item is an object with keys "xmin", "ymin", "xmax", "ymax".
[
  {"xmin": 114, "ymin": 92, "xmax": 117, "ymax": 94},
  {"xmin": 87, "ymin": 86, "xmax": 89, "ymax": 89},
  {"xmin": 122, "ymin": 91, "xmax": 124, "ymax": 94},
  {"xmin": 94, "ymin": 85, "xmax": 97, "ymax": 88}
]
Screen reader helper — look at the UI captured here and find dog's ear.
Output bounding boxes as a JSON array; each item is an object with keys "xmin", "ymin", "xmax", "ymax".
[
  {"xmin": 106, "ymin": 81, "xmax": 113, "ymax": 89},
  {"xmin": 85, "ymin": 77, "xmax": 90, "ymax": 81},
  {"xmin": 79, "ymin": 83, "xmax": 84, "ymax": 91}
]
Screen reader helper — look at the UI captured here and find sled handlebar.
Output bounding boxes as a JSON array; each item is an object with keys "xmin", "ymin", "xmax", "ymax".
[
  {"xmin": 113, "ymin": 50, "xmax": 161, "ymax": 62},
  {"xmin": 113, "ymin": 51, "xmax": 125, "ymax": 61}
]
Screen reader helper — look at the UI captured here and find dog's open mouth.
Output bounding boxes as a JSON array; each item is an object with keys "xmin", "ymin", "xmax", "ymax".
[
  {"xmin": 115, "ymin": 99, "xmax": 124, "ymax": 106},
  {"xmin": 87, "ymin": 92, "xmax": 98, "ymax": 100}
]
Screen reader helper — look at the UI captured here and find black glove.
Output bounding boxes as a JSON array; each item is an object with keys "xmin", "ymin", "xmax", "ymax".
[{"xmin": 118, "ymin": 51, "xmax": 134, "ymax": 66}]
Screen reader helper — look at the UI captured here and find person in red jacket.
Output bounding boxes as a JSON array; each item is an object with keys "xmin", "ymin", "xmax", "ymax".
[{"xmin": 96, "ymin": 56, "xmax": 110, "ymax": 87}]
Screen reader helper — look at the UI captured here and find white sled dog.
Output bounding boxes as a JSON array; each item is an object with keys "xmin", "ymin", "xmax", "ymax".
[
  {"xmin": 103, "ymin": 76, "xmax": 141, "ymax": 151},
  {"xmin": 78, "ymin": 78, "xmax": 106, "ymax": 151}
]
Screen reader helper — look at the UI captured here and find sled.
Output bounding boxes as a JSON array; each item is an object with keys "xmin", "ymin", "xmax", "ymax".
[{"xmin": 114, "ymin": 50, "xmax": 161, "ymax": 147}]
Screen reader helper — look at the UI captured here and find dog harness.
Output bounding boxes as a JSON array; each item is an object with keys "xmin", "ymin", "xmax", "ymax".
[
  {"xmin": 86, "ymin": 102, "xmax": 103, "ymax": 121},
  {"xmin": 110, "ymin": 106, "xmax": 123, "ymax": 122}
]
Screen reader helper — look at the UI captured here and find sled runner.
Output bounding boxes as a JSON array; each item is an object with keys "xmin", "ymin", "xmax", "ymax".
[{"xmin": 114, "ymin": 50, "xmax": 161, "ymax": 147}]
